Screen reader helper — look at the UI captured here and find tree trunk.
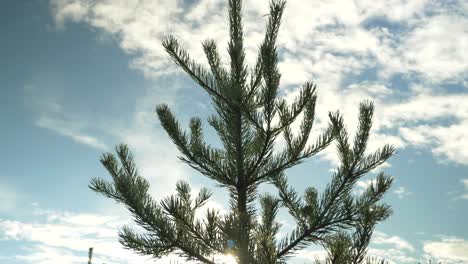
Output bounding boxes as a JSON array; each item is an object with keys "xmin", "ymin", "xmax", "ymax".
[{"xmin": 237, "ymin": 185, "xmax": 249, "ymax": 264}]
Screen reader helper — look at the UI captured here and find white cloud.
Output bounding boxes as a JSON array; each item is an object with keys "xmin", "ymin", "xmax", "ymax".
[
  {"xmin": 399, "ymin": 122, "xmax": 468, "ymax": 165},
  {"xmin": 0, "ymin": 207, "xmax": 207, "ymax": 264},
  {"xmin": 424, "ymin": 237, "xmax": 468, "ymax": 263},
  {"xmin": 355, "ymin": 177, "xmax": 380, "ymax": 195},
  {"xmin": 356, "ymin": 178, "xmax": 376, "ymax": 190},
  {"xmin": 355, "ymin": 0, "xmax": 428, "ymax": 22},
  {"xmin": 366, "ymin": 231, "xmax": 417, "ymax": 263},
  {"xmin": 48, "ymin": 0, "xmax": 468, "ymax": 168},
  {"xmin": 385, "ymin": 92, "xmax": 468, "ymax": 165},
  {"xmin": 0, "ymin": 211, "xmax": 141, "ymax": 264},
  {"xmin": 15, "ymin": 245, "xmax": 86, "ymax": 264},
  {"xmin": 393, "ymin": 186, "xmax": 412, "ymax": 199},
  {"xmin": 0, "ymin": 206, "xmax": 249, "ymax": 264},
  {"xmin": 372, "ymin": 231, "xmax": 415, "ymax": 252},
  {"xmin": 398, "ymin": 14, "xmax": 468, "ymax": 83},
  {"xmin": 50, "ymin": 0, "xmax": 234, "ymax": 78},
  {"xmin": 50, "ymin": 0, "xmax": 92, "ymax": 27},
  {"xmin": 367, "ymin": 247, "xmax": 416, "ymax": 264}
]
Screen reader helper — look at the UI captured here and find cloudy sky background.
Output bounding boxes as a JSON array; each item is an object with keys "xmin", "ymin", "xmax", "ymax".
[{"xmin": 1, "ymin": 0, "xmax": 468, "ymax": 263}]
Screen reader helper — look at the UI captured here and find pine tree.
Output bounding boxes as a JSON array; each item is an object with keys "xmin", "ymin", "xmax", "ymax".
[{"xmin": 89, "ymin": 0, "xmax": 395, "ymax": 263}]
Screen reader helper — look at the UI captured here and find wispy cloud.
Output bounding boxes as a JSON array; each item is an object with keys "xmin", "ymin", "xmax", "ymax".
[
  {"xmin": 24, "ymin": 80, "xmax": 192, "ymax": 200},
  {"xmin": 393, "ymin": 186, "xmax": 412, "ymax": 199},
  {"xmin": 36, "ymin": 115, "xmax": 107, "ymax": 150},
  {"xmin": 0, "ymin": 181, "xmax": 19, "ymax": 213},
  {"xmin": 460, "ymin": 179, "xmax": 468, "ymax": 200},
  {"xmin": 24, "ymin": 84, "xmax": 108, "ymax": 150}
]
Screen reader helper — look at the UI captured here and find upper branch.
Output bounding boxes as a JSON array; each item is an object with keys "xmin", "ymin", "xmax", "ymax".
[
  {"xmin": 275, "ymin": 104, "xmax": 395, "ymax": 259},
  {"xmin": 163, "ymin": 35, "xmax": 232, "ymax": 107},
  {"xmin": 156, "ymin": 104, "xmax": 235, "ymax": 186}
]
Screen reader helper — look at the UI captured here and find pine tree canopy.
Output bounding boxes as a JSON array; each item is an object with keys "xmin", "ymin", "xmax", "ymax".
[{"xmin": 89, "ymin": 0, "xmax": 396, "ymax": 263}]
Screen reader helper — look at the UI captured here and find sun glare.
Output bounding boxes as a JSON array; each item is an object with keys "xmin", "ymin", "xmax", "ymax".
[{"xmin": 212, "ymin": 253, "xmax": 238, "ymax": 264}]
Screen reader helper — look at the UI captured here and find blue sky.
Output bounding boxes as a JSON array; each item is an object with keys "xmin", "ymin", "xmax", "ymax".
[{"xmin": 1, "ymin": 0, "xmax": 467, "ymax": 263}]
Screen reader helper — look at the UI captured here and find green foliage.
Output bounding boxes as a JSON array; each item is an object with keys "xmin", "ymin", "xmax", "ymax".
[{"xmin": 89, "ymin": 0, "xmax": 396, "ymax": 263}]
